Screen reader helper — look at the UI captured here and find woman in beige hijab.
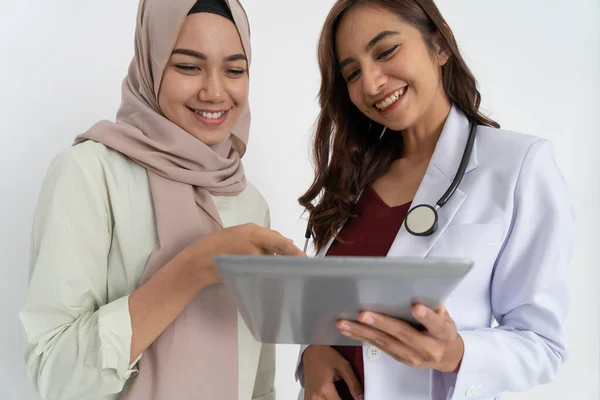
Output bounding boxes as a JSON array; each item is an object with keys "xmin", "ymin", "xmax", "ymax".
[{"xmin": 18, "ymin": 0, "xmax": 303, "ymax": 399}]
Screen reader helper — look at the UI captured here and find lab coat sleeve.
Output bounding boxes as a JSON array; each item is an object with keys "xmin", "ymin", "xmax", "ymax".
[
  {"xmin": 252, "ymin": 344, "xmax": 276, "ymax": 400},
  {"xmin": 18, "ymin": 149, "xmax": 140, "ymax": 400},
  {"xmin": 446, "ymin": 139, "xmax": 575, "ymax": 399}
]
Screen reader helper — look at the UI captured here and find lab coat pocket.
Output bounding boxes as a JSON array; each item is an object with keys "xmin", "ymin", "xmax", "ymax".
[
  {"xmin": 428, "ymin": 223, "xmax": 503, "ymax": 258},
  {"xmin": 428, "ymin": 224, "xmax": 503, "ymax": 297}
]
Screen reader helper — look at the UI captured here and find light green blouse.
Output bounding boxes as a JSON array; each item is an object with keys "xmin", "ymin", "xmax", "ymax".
[{"xmin": 19, "ymin": 141, "xmax": 275, "ymax": 400}]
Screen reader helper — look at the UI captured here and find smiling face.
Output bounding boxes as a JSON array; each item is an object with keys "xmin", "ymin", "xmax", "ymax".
[
  {"xmin": 335, "ymin": 4, "xmax": 450, "ymax": 132},
  {"xmin": 158, "ymin": 12, "xmax": 249, "ymax": 145}
]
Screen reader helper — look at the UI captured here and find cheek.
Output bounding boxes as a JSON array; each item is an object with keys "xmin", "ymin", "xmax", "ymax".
[
  {"xmin": 159, "ymin": 72, "xmax": 197, "ymax": 109},
  {"xmin": 226, "ymin": 78, "xmax": 249, "ymax": 106},
  {"xmin": 387, "ymin": 55, "xmax": 420, "ymax": 90},
  {"xmin": 405, "ymin": 53, "xmax": 440, "ymax": 95},
  {"xmin": 348, "ymin": 86, "xmax": 366, "ymax": 112}
]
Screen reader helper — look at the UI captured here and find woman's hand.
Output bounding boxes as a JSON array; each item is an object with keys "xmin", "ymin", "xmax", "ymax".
[
  {"xmin": 129, "ymin": 223, "xmax": 305, "ymax": 362},
  {"xmin": 303, "ymin": 345, "xmax": 364, "ymax": 400},
  {"xmin": 190, "ymin": 222, "xmax": 307, "ymax": 286},
  {"xmin": 336, "ymin": 304, "xmax": 464, "ymax": 373}
]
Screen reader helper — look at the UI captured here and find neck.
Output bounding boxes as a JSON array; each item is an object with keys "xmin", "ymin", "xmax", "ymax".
[{"xmin": 401, "ymin": 94, "xmax": 452, "ymax": 161}]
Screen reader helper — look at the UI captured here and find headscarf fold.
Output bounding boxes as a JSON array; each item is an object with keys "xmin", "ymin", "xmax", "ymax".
[{"xmin": 74, "ymin": 1, "xmax": 252, "ymax": 398}]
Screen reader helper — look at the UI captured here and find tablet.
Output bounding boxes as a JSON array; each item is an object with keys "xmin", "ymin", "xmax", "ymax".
[{"xmin": 213, "ymin": 255, "xmax": 473, "ymax": 346}]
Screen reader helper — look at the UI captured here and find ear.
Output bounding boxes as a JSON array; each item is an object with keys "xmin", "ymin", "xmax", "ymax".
[{"xmin": 433, "ymin": 31, "xmax": 451, "ymax": 67}]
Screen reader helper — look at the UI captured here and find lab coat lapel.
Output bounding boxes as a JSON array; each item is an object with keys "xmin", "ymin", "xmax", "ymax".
[{"xmin": 387, "ymin": 105, "xmax": 478, "ymax": 258}]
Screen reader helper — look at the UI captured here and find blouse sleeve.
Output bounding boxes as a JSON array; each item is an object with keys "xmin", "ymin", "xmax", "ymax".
[{"xmin": 19, "ymin": 149, "xmax": 140, "ymax": 400}]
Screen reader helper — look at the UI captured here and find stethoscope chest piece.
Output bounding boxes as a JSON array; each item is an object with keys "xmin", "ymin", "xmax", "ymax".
[{"xmin": 404, "ymin": 204, "xmax": 438, "ymax": 236}]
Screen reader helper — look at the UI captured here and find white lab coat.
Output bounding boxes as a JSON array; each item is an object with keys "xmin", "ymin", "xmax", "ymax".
[{"xmin": 295, "ymin": 105, "xmax": 575, "ymax": 400}]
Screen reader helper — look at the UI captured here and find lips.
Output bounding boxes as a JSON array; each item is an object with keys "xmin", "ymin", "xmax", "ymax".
[
  {"xmin": 373, "ymin": 87, "xmax": 407, "ymax": 111},
  {"xmin": 187, "ymin": 106, "xmax": 230, "ymax": 126},
  {"xmin": 187, "ymin": 106, "xmax": 228, "ymax": 119}
]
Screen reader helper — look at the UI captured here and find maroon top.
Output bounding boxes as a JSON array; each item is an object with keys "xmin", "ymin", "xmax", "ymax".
[{"xmin": 327, "ymin": 185, "xmax": 411, "ymax": 396}]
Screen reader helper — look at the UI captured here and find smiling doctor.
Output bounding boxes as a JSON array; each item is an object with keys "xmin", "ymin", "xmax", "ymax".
[{"xmin": 295, "ymin": 0, "xmax": 576, "ymax": 399}]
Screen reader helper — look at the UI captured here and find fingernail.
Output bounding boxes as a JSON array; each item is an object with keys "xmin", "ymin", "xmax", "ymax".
[
  {"xmin": 338, "ymin": 321, "xmax": 352, "ymax": 331},
  {"xmin": 340, "ymin": 330, "xmax": 352, "ymax": 337},
  {"xmin": 415, "ymin": 306, "xmax": 428, "ymax": 318},
  {"xmin": 358, "ymin": 395, "xmax": 364, "ymax": 400},
  {"xmin": 360, "ymin": 313, "xmax": 375, "ymax": 326}
]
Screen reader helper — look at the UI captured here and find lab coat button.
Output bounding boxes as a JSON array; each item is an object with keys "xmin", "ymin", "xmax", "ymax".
[
  {"xmin": 366, "ymin": 346, "xmax": 381, "ymax": 360},
  {"xmin": 465, "ymin": 384, "xmax": 483, "ymax": 397}
]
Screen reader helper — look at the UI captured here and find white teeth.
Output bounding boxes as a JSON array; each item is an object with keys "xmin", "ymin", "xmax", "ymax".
[
  {"xmin": 194, "ymin": 110, "xmax": 225, "ymax": 119},
  {"xmin": 376, "ymin": 87, "xmax": 407, "ymax": 110}
]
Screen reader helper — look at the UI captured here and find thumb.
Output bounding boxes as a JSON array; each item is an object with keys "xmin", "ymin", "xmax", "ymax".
[
  {"xmin": 436, "ymin": 304, "xmax": 449, "ymax": 317},
  {"xmin": 336, "ymin": 364, "xmax": 363, "ymax": 400}
]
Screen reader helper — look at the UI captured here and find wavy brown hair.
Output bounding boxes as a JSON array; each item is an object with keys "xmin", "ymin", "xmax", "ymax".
[{"xmin": 298, "ymin": 0, "xmax": 500, "ymax": 253}]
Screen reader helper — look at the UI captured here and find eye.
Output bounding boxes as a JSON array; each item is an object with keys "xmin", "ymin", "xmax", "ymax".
[
  {"xmin": 377, "ymin": 45, "xmax": 399, "ymax": 61},
  {"xmin": 345, "ymin": 70, "xmax": 361, "ymax": 83},
  {"xmin": 175, "ymin": 65, "xmax": 200, "ymax": 72},
  {"xmin": 225, "ymin": 68, "xmax": 246, "ymax": 77}
]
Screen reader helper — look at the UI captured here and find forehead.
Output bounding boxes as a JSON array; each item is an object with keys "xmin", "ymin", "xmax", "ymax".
[
  {"xmin": 335, "ymin": 5, "xmax": 407, "ymax": 57},
  {"xmin": 174, "ymin": 13, "xmax": 243, "ymax": 52}
]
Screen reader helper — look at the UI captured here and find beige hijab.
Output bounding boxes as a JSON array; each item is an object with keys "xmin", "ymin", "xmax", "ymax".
[{"xmin": 74, "ymin": 0, "xmax": 252, "ymax": 398}]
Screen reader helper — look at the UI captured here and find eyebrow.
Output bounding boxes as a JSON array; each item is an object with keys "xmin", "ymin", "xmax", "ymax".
[
  {"xmin": 171, "ymin": 48, "xmax": 247, "ymax": 63},
  {"xmin": 338, "ymin": 30, "xmax": 401, "ymax": 70}
]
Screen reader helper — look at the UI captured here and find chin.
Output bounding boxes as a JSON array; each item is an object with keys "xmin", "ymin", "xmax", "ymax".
[
  {"xmin": 374, "ymin": 109, "xmax": 419, "ymax": 133},
  {"xmin": 393, "ymin": 123, "xmax": 417, "ymax": 132},
  {"xmin": 370, "ymin": 116, "xmax": 410, "ymax": 133}
]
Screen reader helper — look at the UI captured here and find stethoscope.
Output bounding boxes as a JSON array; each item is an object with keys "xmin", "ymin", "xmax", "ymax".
[{"xmin": 303, "ymin": 121, "xmax": 477, "ymax": 253}]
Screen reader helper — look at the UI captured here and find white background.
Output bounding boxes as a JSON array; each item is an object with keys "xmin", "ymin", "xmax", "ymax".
[{"xmin": 1, "ymin": 0, "xmax": 598, "ymax": 399}]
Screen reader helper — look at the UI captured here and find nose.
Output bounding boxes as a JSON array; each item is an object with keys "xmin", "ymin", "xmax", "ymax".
[
  {"xmin": 361, "ymin": 63, "xmax": 387, "ymax": 98},
  {"xmin": 198, "ymin": 70, "xmax": 225, "ymax": 103}
]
